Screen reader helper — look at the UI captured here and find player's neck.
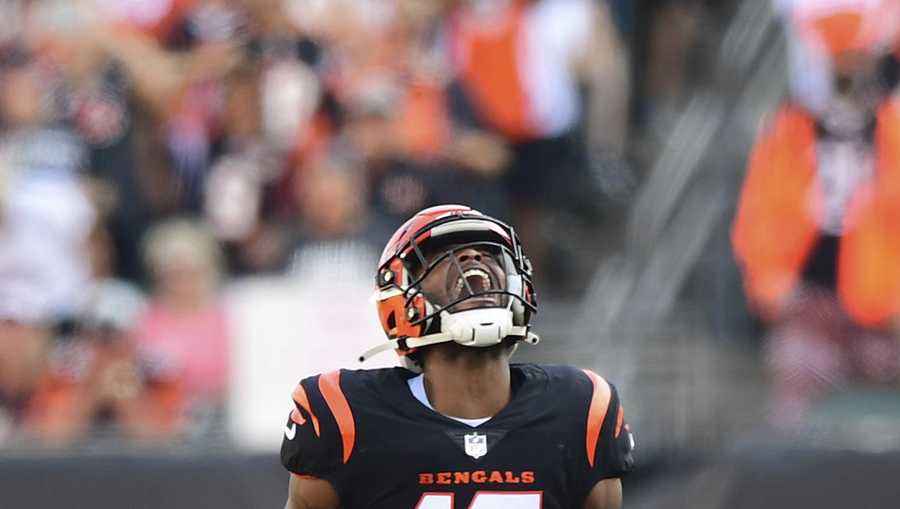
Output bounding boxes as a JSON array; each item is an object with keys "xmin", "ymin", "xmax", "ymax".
[{"xmin": 421, "ymin": 344, "xmax": 511, "ymax": 420}]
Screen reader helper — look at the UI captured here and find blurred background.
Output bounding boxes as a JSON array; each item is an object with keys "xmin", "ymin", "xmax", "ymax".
[{"xmin": 2, "ymin": 0, "xmax": 900, "ymax": 507}]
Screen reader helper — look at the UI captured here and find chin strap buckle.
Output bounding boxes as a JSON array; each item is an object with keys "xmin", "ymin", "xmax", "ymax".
[
  {"xmin": 359, "ymin": 311, "xmax": 539, "ymax": 364},
  {"xmin": 522, "ymin": 331, "xmax": 540, "ymax": 345}
]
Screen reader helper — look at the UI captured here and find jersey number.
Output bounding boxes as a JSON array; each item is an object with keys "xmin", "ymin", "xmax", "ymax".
[{"xmin": 416, "ymin": 492, "xmax": 542, "ymax": 509}]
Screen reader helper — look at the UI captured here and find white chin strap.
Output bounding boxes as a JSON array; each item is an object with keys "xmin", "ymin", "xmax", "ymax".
[{"xmin": 358, "ymin": 308, "xmax": 539, "ymax": 363}]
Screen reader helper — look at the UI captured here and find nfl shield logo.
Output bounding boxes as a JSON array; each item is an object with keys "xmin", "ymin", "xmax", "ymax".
[{"xmin": 464, "ymin": 432, "xmax": 487, "ymax": 459}]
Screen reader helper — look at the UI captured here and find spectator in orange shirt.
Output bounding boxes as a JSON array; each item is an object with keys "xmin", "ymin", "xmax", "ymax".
[
  {"xmin": 0, "ymin": 286, "xmax": 94, "ymax": 447},
  {"xmin": 444, "ymin": 0, "xmax": 629, "ymax": 291},
  {"xmin": 732, "ymin": 0, "xmax": 900, "ymax": 428}
]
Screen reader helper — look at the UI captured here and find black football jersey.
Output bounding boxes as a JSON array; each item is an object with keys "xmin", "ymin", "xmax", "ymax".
[{"xmin": 280, "ymin": 364, "xmax": 634, "ymax": 509}]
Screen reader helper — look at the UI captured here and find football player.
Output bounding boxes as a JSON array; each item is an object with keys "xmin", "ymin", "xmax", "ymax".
[{"xmin": 281, "ymin": 205, "xmax": 634, "ymax": 509}]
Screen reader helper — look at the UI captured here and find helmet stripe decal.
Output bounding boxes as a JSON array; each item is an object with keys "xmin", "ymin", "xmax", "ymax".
[
  {"xmin": 582, "ymin": 369, "xmax": 612, "ymax": 468},
  {"xmin": 319, "ymin": 370, "xmax": 356, "ymax": 464},
  {"xmin": 291, "ymin": 383, "xmax": 321, "ymax": 437},
  {"xmin": 429, "ymin": 219, "xmax": 512, "ymax": 240}
]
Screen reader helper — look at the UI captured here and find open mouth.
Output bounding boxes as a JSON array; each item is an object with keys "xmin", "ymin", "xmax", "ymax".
[{"xmin": 448, "ymin": 266, "xmax": 495, "ymax": 301}]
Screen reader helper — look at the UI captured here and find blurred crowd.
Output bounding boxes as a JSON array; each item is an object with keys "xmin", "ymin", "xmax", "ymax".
[
  {"xmin": 13, "ymin": 0, "xmax": 897, "ymax": 453},
  {"xmin": 0, "ymin": 0, "xmax": 643, "ymax": 448},
  {"xmin": 733, "ymin": 0, "xmax": 900, "ymax": 430}
]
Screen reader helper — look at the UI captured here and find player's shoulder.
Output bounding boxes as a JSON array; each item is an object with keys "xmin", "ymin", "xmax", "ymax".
[
  {"xmin": 291, "ymin": 367, "xmax": 413, "ymax": 407},
  {"xmin": 282, "ymin": 367, "xmax": 413, "ymax": 477},
  {"xmin": 335, "ymin": 366, "xmax": 415, "ymax": 387},
  {"xmin": 293, "ymin": 366, "xmax": 410, "ymax": 385},
  {"xmin": 510, "ymin": 363, "xmax": 622, "ymax": 416},
  {"xmin": 523, "ymin": 364, "xmax": 634, "ymax": 481},
  {"xmin": 520, "ymin": 363, "xmax": 617, "ymax": 394}
]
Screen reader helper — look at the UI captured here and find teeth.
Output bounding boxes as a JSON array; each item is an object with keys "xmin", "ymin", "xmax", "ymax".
[
  {"xmin": 465, "ymin": 268, "xmax": 491, "ymax": 287},
  {"xmin": 456, "ymin": 268, "xmax": 491, "ymax": 293}
]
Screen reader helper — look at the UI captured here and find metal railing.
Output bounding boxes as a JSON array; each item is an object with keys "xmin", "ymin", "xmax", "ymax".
[{"xmin": 571, "ymin": 0, "xmax": 788, "ymax": 458}]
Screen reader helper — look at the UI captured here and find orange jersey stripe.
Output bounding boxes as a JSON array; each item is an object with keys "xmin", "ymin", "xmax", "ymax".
[
  {"xmin": 453, "ymin": 0, "xmax": 538, "ymax": 140},
  {"xmin": 291, "ymin": 384, "xmax": 321, "ymax": 437},
  {"xmin": 582, "ymin": 369, "xmax": 612, "ymax": 468},
  {"xmin": 319, "ymin": 370, "xmax": 357, "ymax": 464}
]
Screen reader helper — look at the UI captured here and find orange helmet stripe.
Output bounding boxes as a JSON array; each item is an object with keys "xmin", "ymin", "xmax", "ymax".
[
  {"xmin": 582, "ymin": 369, "xmax": 612, "ymax": 468},
  {"xmin": 291, "ymin": 383, "xmax": 321, "ymax": 437},
  {"xmin": 319, "ymin": 370, "xmax": 357, "ymax": 464}
]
